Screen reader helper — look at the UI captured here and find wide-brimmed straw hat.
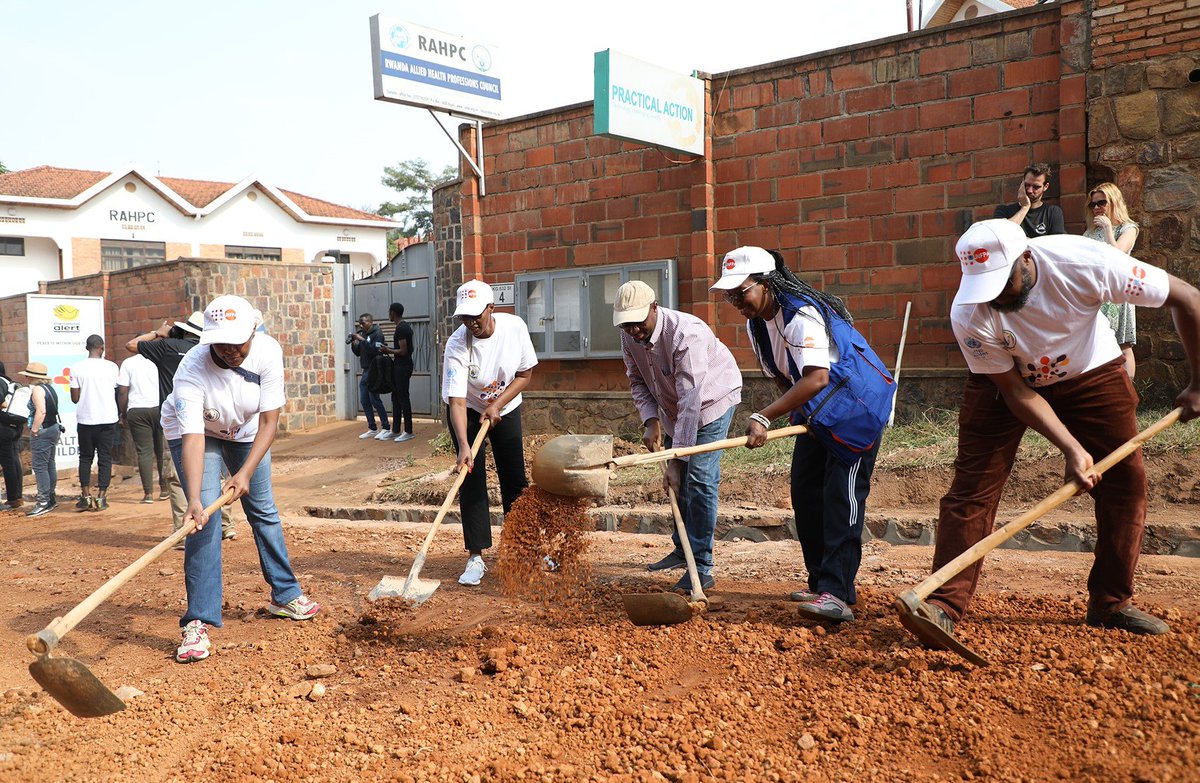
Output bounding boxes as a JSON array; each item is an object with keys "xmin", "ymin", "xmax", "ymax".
[{"xmin": 18, "ymin": 362, "xmax": 51, "ymax": 380}]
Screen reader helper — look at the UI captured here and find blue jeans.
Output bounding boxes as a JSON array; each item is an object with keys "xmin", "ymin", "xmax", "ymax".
[
  {"xmin": 168, "ymin": 437, "xmax": 302, "ymax": 627},
  {"xmin": 30, "ymin": 425, "xmax": 61, "ymax": 505},
  {"xmin": 665, "ymin": 405, "xmax": 735, "ymax": 576},
  {"xmin": 358, "ymin": 374, "xmax": 390, "ymax": 431}
]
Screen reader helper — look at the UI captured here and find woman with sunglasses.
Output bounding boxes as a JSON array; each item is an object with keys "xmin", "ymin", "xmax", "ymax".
[
  {"xmin": 1083, "ymin": 182, "xmax": 1140, "ymax": 377},
  {"xmin": 712, "ymin": 248, "xmax": 895, "ymax": 623},
  {"xmin": 442, "ymin": 279, "xmax": 538, "ymax": 587}
]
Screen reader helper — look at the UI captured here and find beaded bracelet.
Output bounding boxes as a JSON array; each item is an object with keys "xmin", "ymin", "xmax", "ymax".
[{"xmin": 748, "ymin": 412, "xmax": 771, "ymax": 429}]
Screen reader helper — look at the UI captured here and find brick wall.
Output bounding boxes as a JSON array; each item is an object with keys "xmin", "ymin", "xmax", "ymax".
[
  {"xmin": 1091, "ymin": 0, "xmax": 1200, "ymax": 67},
  {"xmin": 441, "ymin": 2, "xmax": 1085, "ymax": 431},
  {"xmin": 1087, "ymin": 0, "xmax": 1200, "ymax": 403},
  {"xmin": 0, "ymin": 258, "xmax": 337, "ymax": 433}
]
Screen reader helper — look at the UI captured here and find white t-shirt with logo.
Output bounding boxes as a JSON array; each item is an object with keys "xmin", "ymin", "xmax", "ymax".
[
  {"xmin": 441, "ymin": 313, "xmax": 538, "ymax": 416},
  {"xmin": 160, "ymin": 391, "xmax": 181, "ymax": 441},
  {"xmin": 117, "ymin": 354, "xmax": 161, "ymax": 410},
  {"xmin": 69, "ymin": 357, "xmax": 120, "ymax": 425},
  {"xmin": 951, "ymin": 235, "xmax": 1170, "ymax": 387},
  {"xmin": 750, "ymin": 305, "xmax": 839, "ymax": 380},
  {"xmin": 171, "ymin": 334, "xmax": 287, "ymax": 442}
]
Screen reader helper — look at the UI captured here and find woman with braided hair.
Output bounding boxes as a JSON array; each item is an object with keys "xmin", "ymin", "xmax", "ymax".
[{"xmin": 713, "ymin": 247, "xmax": 895, "ymax": 623}]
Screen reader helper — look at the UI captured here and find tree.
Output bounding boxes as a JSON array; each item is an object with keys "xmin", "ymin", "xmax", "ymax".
[
  {"xmin": 0, "ymin": 161, "xmax": 7, "ymax": 174},
  {"xmin": 377, "ymin": 159, "xmax": 457, "ymax": 255}
]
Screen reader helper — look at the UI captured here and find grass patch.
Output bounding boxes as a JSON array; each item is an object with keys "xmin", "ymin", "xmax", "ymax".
[{"xmin": 611, "ymin": 406, "xmax": 1199, "ymax": 483}]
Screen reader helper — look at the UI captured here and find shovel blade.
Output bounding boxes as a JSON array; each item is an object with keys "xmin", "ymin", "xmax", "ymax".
[
  {"xmin": 29, "ymin": 655, "xmax": 126, "ymax": 718},
  {"xmin": 368, "ymin": 574, "xmax": 440, "ymax": 606},
  {"xmin": 530, "ymin": 435, "xmax": 614, "ymax": 498},
  {"xmin": 622, "ymin": 592, "xmax": 695, "ymax": 626}
]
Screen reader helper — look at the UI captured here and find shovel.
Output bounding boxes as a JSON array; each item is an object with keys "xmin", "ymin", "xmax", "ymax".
[
  {"xmin": 532, "ymin": 424, "xmax": 809, "ymax": 498},
  {"xmin": 368, "ymin": 419, "xmax": 491, "ymax": 605},
  {"xmin": 895, "ymin": 408, "xmax": 1182, "ymax": 667},
  {"xmin": 623, "ymin": 477, "xmax": 708, "ymax": 626},
  {"xmin": 27, "ymin": 487, "xmax": 237, "ymax": 718}
]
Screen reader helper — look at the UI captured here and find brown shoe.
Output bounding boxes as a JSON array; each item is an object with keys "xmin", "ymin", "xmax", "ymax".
[{"xmin": 0, "ymin": 498, "xmax": 23, "ymax": 512}]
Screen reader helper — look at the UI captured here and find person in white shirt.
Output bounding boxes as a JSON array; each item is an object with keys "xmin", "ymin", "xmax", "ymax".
[
  {"xmin": 69, "ymin": 334, "xmax": 119, "ymax": 512},
  {"xmin": 909, "ymin": 219, "xmax": 1200, "ymax": 645},
  {"xmin": 167, "ymin": 295, "xmax": 320, "ymax": 664},
  {"xmin": 442, "ymin": 280, "xmax": 538, "ymax": 586},
  {"xmin": 117, "ymin": 352, "xmax": 168, "ymax": 504}
]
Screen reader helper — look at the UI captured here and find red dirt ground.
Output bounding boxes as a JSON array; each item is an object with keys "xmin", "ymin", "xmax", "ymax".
[{"xmin": 0, "ymin": 420, "xmax": 1197, "ymax": 782}]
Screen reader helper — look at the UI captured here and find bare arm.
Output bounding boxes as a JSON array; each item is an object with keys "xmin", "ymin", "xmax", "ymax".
[
  {"xmin": 746, "ymin": 367, "xmax": 829, "ymax": 448},
  {"xmin": 125, "ymin": 320, "xmax": 172, "ymax": 353},
  {"xmin": 117, "ymin": 386, "xmax": 129, "ymax": 418},
  {"xmin": 30, "ymin": 386, "xmax": 46, "ymax": 433},
  {"xmin": 1164, "ymin": 274, "xmax": 1200, "ymax": 421}
]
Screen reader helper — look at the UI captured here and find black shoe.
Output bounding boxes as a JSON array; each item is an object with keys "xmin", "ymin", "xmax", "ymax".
[
  {"xmin": 26, "ymin": 503, "xmax": 53, "ymax": 518},
  {"xmin": 91, "ymin": 497, "xmax": 108, "ymax": 512},
  {"xmin": 141, "ymin": 494, "xmax": 155, "ymax": 504},
  {"xmin": 75, "ymin": 495, "xmax": 94, "ymax": 511},
  {"xmin": 647, "ymin": 551, "xmax": 687, "ymax": 572},
  {"xmin": 671, "ymin": 572, "xmax": 715, "ymax": 593},
  {"xmin": 1085, "ymin": 605, "xmax": 1169, "ymax": 635}
]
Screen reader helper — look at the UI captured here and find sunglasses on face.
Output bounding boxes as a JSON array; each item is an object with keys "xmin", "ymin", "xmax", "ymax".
[
  {"xmin": 1090, "ymin": 199, "xmax": 1109, "ymax": 208},
  {"xmin": 724, "ymin": 281, "xmax": 762, "ymax": 304}
]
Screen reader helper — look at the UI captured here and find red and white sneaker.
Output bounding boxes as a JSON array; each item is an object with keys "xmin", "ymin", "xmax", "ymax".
[
  {"xmin": 268, "ymin": 594, "xmax": 321, "ymax": 620},
  {"xmin": 175, "ymin": 620, "xmax": 211, "ymax": 663}
]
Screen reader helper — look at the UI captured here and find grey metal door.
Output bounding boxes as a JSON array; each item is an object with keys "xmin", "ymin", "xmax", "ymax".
[{"xmin": 351, "ymin": 242, "xmax": 438, "ymax": 418}]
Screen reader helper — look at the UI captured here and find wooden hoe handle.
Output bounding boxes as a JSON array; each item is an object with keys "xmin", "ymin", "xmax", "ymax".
[
  {"xmin": 907, "ymin": 407, "xmax": 1182, "ymax": 603},
  {"xmin": 28, "ymin": 487, "xmax": 239, "ymax": 655},
  {"xmin": 610, "ymin": 424, "xmax": 809, "ymax": 468}
]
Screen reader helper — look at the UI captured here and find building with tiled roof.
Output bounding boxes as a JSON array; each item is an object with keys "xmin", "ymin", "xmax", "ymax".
[
  {"xmin": 0, "ymin": 165, "xmax": 401, "ymax": 297},
  {"xmin": 920, "ymin": 0, "xmax": 1047, "ymax": 29}
]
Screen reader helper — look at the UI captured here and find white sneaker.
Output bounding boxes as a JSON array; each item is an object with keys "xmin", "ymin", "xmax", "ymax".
[
  {"xmin": 359, "ymin": 429, "xmax": 378, "ymax": 440},
  {"xmin": 458, "ymin": 555, "xmax": 486, "ymax": 586},
  {"xmin": 394, "ymin": 432, "xmax": 415, "ymax": 442},
  {"xmin": 175, "ymin": 620, "xmax": 211, "ymax": 663},
  {"xmin": 374, "ymin": 429, "xmax": 394, "ymax": 440}
]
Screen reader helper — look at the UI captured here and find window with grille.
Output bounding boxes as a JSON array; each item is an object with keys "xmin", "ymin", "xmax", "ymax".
[
  {"xmin": 0, "ymin": 237, "xmax": 24, "ymax": 256},
  {"xmin": 225, "ymin": 245, "xmax": 282, "ymax": 262},
  {"xmin": 100, "ymin": 240, "xmax": 165, "ymax": 271}
]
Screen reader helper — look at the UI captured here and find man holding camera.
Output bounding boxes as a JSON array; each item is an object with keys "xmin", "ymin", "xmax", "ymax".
[{"xmin": 349, "ymin": 314, "xmax": 392, "ymax": 440}]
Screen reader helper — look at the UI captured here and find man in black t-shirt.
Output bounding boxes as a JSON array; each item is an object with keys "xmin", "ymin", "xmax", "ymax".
[
  {"xmin": 383, "ymin": 302, "xmax": 416, "ymax": 442},
  {"xmin": 993, "ymin": 162, "xmax": 1066, "ymax": 239}
]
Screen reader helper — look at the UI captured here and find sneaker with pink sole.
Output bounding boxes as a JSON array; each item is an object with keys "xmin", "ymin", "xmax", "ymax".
[
  {"xmin": 175, "ymin": 620, "xmax": 212, "ymax": 663},
  {"xmin": 268, "ymin": 594, "xmax": 321, "ymax": 620}
]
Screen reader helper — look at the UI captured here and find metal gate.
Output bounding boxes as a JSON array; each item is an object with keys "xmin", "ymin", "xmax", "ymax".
[{"xmin": 351, "ymin": 242, "xmax": 438, "ymax": 419}]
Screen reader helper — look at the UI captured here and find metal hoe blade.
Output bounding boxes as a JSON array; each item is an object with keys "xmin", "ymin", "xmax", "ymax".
[
  {"xmin": 894, "ymin": 593, "xmax": 989, "ymax": 667},
  {"xmin": 530, "ymin": 434, "xmax": 615, "ymax": 498},
  {"xmin": 28, "ymin": 655, "xmax": 126, "ymax": 718},
  {"xmin": 622, "ymin": 593, "xmax": 700, "ymax": 626}
]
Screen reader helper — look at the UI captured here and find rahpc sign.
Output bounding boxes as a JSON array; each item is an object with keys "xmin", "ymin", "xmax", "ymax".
[
  {"xmin": 369, "ymin": 15, "xmax": 503, "ymax": 121},
  {"xmin": 594, "ymin": 50, "xmax": 705, "ymax": 157}
]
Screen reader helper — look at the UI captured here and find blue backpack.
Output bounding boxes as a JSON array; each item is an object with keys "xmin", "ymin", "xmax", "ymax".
[{"xmin": 750, "ymin": 291, "xmax": 895, "ymax": 464}]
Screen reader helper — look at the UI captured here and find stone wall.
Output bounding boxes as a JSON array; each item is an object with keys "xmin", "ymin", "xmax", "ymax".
[
  {"xmin": 432, "ymin": 176, "xmax": 465, "ymax": 360},
  {"xmin": 1087, "ymin": 0, "xmax": 1200, "ymax": 403}
]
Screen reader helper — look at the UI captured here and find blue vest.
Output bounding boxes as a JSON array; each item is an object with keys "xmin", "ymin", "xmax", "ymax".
[{"xmin": 750, "ymin": 291, "xmax": 895, "ymax": 464}]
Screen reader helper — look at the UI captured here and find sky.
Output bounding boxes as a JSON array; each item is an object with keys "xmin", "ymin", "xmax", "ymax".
[{"xmin": 2, "ymin": 0, "xmax": 909, "ymax": 213}]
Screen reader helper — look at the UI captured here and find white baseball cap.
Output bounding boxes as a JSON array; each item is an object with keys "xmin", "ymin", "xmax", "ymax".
[
  {"xmin": 954, "ymin": 219, "xmax": 1029, "ymax": 305},
  {"xmin": 199, "ymin": 295, "xmax": 257, "ymax": 345},
  {"xmin": 710, "ymin": 246, "xmax": 777, "ymax": 290},
  {"xmin": 612, "ymin": 280, "xmax": 656, "ymax": 326},
  {"xmin": 453, "ymin": 279, "xmax": 494, "ymax": 317}
]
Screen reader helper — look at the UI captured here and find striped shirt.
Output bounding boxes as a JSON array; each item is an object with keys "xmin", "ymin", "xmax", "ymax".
[{"xmin": 621, "ymin": 307, "xmax": 742, "ymax": 453}]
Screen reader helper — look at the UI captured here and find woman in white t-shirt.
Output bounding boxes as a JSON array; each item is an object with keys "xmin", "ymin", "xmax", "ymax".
[
  {"xmin": 166, "ymin": 295, "xmax": 320, "ymax": 664},
  {"xmin": 441, "ymin": 280, "xmax": 538, "ymax": 587}
]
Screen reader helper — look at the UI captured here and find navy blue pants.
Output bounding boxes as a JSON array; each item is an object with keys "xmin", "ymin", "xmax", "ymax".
[{"xmin": 791, "ymin": 433, "xmax": 879, "ymax": 604}]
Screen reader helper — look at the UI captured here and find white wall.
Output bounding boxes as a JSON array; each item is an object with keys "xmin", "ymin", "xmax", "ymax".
[{"xmin": 0, "ymin": 236, "xmax": 60, "ymax": 296}]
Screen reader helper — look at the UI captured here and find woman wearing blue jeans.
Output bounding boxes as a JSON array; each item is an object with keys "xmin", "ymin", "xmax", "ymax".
[{"xmin": 165, "ymin": 295, "xmax": 319, "ymax": 663}]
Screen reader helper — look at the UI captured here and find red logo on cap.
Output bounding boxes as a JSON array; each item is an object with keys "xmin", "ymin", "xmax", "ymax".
[
  {"xmin": 973, "ymin": 249, "xmax": 989, "ymax": 264},
  {"xmin": 464, "ymin": 289, "xmax": 477, "ymax": 299},
  {"xmin": 724, "ymin": 258, "xmax": 736, "ymax": 271},
  {"xmin": 224, "ymin": 309, "xmax": 237, "ymax": 321}
]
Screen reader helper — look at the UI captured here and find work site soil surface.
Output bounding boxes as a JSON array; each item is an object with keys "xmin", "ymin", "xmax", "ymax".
[{"xmin": 1, "ymin": 421, "xmax": 1198, "ymax": 782}]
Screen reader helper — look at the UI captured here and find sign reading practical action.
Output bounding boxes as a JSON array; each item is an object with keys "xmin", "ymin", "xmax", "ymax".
[
  {"xmin": 370, "ymin": 15, "xmax": 503, "ymax": 120},
  {"xmin": 594, "ymin": 49, "xmax": 705, "ymax": 157}
]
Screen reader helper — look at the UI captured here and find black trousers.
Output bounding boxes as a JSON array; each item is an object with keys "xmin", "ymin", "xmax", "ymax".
[
  {"xmin": 447, "ymin": 406, "xmax": 528, "ymax": 552},
  {"xmin": 392, "ymin": 364, "xmax": 413, "ymax": 436},
  {"xmin": 77, "ymin": 422, "xmax": 117, "ymax": 491},
  {"xmin": 791, "ymin": 433, "xmax": 879, "ymax": 605},
  {"xmin": 0, "ymin": 424, "xmax": 22, "ymax": 503}
]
